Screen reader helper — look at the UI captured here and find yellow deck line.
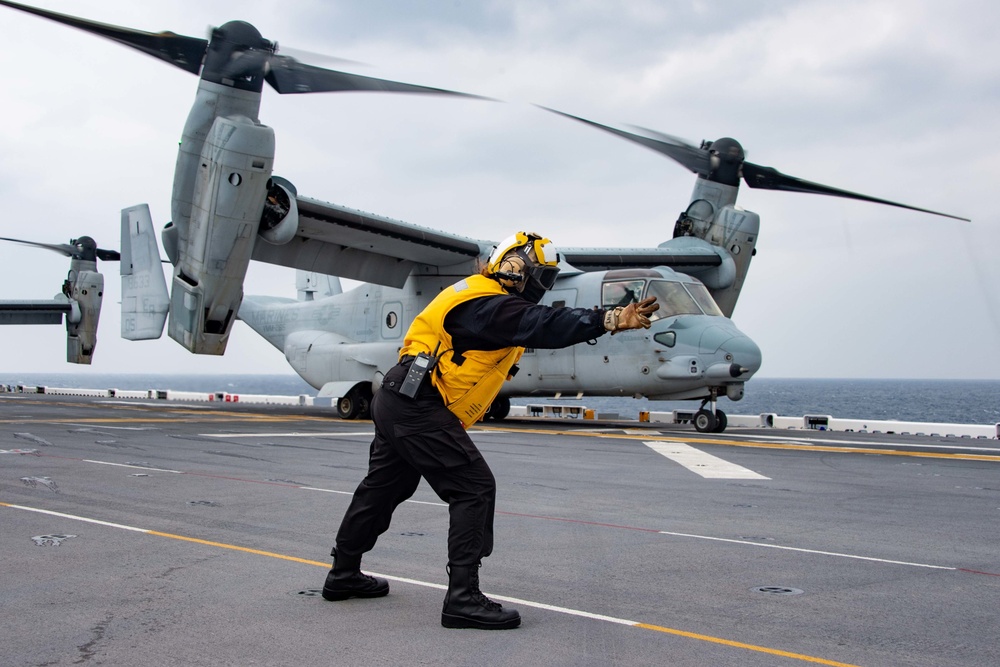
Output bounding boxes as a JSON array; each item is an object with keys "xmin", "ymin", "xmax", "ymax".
[
  {"xmin": 7, "ymin": 410, "xmax": 992, "ymax": 460},
  {"xmin": 632, "ymin": 622, "xmax": 861, "ymax": 666},
  {"xmin": 0, "ymin": 414, "xmax": 329, "ymax": 424},
  {"xmin": 2, "ymin": 501, "xmax": 862, "ymax": 666},
  {"xmin": 476, "ymin": 425, "xmax": 1000, "ymax": 462},
  {"xmin": 4, "ymin": 395, "xmax": 993, "ymax": 462}
]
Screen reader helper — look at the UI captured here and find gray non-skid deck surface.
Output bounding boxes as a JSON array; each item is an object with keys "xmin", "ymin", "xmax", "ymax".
[{"xmin": 2, "ymin": 394, "xmax": 998, "ymax": 666}]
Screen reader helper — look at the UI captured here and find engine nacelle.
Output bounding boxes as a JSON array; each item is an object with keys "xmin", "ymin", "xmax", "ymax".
[
  {"xmin": 669, "ymin": 178, "xmax": 761, "ymax": 318},
  {"xmin": 701, "ymin": 205, "xmax": 759, "ymax": 316},
  {"xmin": 258, "ymin": 177, "xmax": 299, "ymax": 245},
  {"xmin": 167, "ymin": 115, "xmax": 275, "ymax": 354},
  {"xmin": 64, "ymin": 267, "xmax": 103, "ymax": 364}
]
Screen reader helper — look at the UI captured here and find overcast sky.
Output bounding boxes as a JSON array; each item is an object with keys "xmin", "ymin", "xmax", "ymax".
[{"xmin": 1, "ymin": 0, "xmax": 998, "ymax": 382}]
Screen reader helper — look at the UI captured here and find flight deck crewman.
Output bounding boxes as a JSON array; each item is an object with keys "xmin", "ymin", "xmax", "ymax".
[{"xmin": 321, "ymin": 231, "xmax": 659, "ymax": 629}]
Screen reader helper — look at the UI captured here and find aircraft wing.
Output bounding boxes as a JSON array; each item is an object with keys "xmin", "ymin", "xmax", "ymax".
[
  {"xmin": 250, "ymin": 194, "xmax": 724, "ymax": 284},
  {"xmin": 559, "ymin": 245, "xmax": 723, "ymax": 271},
  {"xmin": 251, "ymin": 196, "xmax": 489, "ymax": 287},
  {"xmin": 0, "ymin": 300, "xmax": 72, "ymax": 325}
]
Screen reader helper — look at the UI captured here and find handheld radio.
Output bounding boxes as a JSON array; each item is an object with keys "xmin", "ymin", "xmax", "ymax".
[{"xmin": 400, "ymin": 343, "xmax": 440, "ymax": 398}]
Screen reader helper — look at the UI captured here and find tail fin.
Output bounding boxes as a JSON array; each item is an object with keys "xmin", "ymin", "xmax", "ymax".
[
  {"xmin": 120, "ymin": 204, "xmax": 169, "ymax": 340},
  {"xmin": 296, "ymin": 270, "xmax": 342, "ymax": 301}
]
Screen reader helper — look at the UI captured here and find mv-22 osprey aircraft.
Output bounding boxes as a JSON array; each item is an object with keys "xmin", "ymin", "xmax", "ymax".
[
  {"xmin": 1, "ymin": 2, "xmax": 968, "ymax": 432},
  {"xmin": 0, "ymin": 236, "xmax": 119, "ymax": 364}
]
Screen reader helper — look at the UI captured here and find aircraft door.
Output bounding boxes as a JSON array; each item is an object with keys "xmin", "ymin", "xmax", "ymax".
[
  {"xmin": 544, "ymin": 289, "xmax": 577, "ymax": 310},
  {"xmin": 381, "ymin": 301, "xmax": 403, "ymax": 339},
  {"xmin": 537, "ymin": 289, "xmax": 577, "ymax": 381}
]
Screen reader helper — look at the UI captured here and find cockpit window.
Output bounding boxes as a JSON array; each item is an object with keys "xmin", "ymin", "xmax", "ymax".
[
  {"xmin": 601, "ymin": 280, "xmax": 645, "ymax": 308},
  {"xmin": 601, "ymin": 278, "xmax": 724, "ymax": 319},
  {"xmin": 684, "ymin": 281, "xmax": 724, "ymax": 317},
  {"xmin": 644, "ymin": 281, "xmax": 701, "ymax": 319}
]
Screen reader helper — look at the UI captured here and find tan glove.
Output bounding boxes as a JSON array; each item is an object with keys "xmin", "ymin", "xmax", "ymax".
[{"xmin": 603, "ymin": 296, "xmax": 659, "ymax": 333}]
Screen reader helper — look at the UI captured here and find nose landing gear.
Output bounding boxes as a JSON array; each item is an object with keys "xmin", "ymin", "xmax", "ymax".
[{"xmin": 694, "ymin": 390, "xmax": 727, "ymax": 433}]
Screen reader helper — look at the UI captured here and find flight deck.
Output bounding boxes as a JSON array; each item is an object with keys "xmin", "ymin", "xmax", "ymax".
[{"xmin": 3, "ymin": 393, "xmax": 998, "ymax": 667}]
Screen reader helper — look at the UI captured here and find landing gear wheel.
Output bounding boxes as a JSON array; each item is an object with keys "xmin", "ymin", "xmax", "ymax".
[
  {"xmin": 484, "ymin": 396, "xmax": 511, "ymax": 421},
  {"xmin": 693, "ymin": 409, "xmax": 717, "ymax": 433},
  {"xmin": 711, "ymin": 410, "xmax": 728, "ymax": 433},
  {"xmin": 337, "ymin": 385, "xmax": 373, "ymax": 420},
  {"xmin": 357, "ymin": 393, "xmax": 372, "ymax": 420}
]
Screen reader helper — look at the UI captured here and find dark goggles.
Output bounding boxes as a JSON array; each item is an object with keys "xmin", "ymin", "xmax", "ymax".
[{"xmin": 525, "ymin": 263, "xmax": 560, "ymax": 290}]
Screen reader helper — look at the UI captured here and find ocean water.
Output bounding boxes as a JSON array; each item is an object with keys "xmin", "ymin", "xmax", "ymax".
[
  {"xmin": 535, "ymin": 378, "xmax": 1000, "ymax": 425},
  {"xmin": 3, "ymin": 373, "xmax": 999, "ymax": 425}
]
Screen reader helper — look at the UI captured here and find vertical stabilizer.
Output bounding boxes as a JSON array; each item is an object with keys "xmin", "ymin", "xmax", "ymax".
[
  {"xmin": 120, "ymin": 204, "xmax": 170, "ymax": 340},
  {"xmin": 296, "ymin": 270, "xmax": 342, "ymax": 301}
]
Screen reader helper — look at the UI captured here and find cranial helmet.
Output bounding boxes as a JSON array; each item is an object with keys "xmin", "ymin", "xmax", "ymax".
[{"xmin": 487, "ymin": 232, "xmax": 560, "ymax": 303}]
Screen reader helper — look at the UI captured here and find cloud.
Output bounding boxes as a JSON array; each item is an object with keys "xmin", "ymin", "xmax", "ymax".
[{"xmin": 0, "ymin": 0, "xmax": 996, "ymax": 381}]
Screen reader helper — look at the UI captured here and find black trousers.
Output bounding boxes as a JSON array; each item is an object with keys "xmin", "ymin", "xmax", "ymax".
[{"xmin": 334, "ymin": 363, "xmax": 497, "ymax": 567}]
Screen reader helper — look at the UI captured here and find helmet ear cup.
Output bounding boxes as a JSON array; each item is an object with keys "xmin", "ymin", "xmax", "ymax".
[{"xmin": 496, "ymin": 253, "xmax": 526, "ymax": 290}]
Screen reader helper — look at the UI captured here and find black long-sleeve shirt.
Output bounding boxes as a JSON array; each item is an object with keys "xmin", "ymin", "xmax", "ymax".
[{"xmin": 444, "ymin": 294, "xmax": 607, "ymax": 358}]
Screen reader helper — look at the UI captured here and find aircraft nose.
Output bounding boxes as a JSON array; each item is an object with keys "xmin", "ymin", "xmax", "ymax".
[
  {"xmin": 654, "ymin": 321, "xmax": 762, "ymax": 382},
  {"xmin": 719, "ymin": 333, "xmax": 762, "ymax": 376},
  {"xmin": 698, "ymin": 324, "xmax": 761, "ymax": 376}
]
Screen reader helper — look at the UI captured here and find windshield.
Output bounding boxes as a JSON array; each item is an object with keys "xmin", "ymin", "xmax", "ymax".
[
  {"xmin": 644, "ymin": 281, "xmax": 701, "ymax": 319},
  {"xmin": 681, "ymin": 282, "xmax": 723, "ymax": 317},
  {"xmin": 601, "ymin": 280, "xmax": 645, "ymax": 308},
  {"xmin": 602, "ymin": 279, "xmax": 723, "ymax": 320}
]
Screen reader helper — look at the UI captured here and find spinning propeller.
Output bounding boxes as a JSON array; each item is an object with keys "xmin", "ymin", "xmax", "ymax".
[
  {"xmin": 0, "ymin": 236, "xmax": 120, "ymax": 262},
  {"xmin": 542, "ymin": 108, "xmax": 970, "ymax": 222},
  {"xmin": 0, "ymin": 0, "xmax": 480, "ymax": 98}
]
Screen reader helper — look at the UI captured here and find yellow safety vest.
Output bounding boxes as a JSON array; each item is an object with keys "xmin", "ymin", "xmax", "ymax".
[{"xmin": 400, "ymin": 274, "xmax": 524, "ymax": 428}]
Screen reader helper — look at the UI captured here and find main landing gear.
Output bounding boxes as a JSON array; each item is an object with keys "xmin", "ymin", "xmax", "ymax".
[
  {"xmin": 483, "ymin": 396, "xmax": 511, "ymax": 422},
  {"xmin": 337, "ymin": 384, "xmax": 373, "ymax": 420},
  {"xmin": 693, "ymin": 390, "xmax": 727, "ymax": 433}
]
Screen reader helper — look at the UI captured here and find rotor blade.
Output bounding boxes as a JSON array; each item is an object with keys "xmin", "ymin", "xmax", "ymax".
[
  {"xmin": 0, "ymin": 236, "xmax": 120, "ymax": 260},
  {"xmin": 264, "ymin": 55, "xmax": 487, "ymax": 98},
  {"xmin": 0, "ymin": 0, "xmax": 207, "ymax": 75},
  {"xmin": 539, "ymin": 107, "xmax": 712, "ymax": 176},
  {"xmin": 742, "ymin": 162, "xmax": 970, "ymax": 222},
  {"xmin": 0, "ymin": 236, "xmax": 74, "ymax": 257},
  {"xmin": 95, "ymin": 249, "xmax": 122, "ymax": 261},
  {"xmin": 275, "ymin": 45, "xmax": 366, "ymax": 69}
]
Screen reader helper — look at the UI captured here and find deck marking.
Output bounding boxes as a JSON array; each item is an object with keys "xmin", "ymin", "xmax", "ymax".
[
  {"xmin": 83, "ymin": 460, "xmax": 182, "ymax": 473},
  {"xmin": 64, "ymin": 457, "xmax": 978, "ymax": 571},
  {"xmin": 298, "ymin": 486, "xmax": 354, "ymax": 496},
  {"xmin": 200, "ymin": 431, "xmax": 374, "ymax": 438},
  {"xmin": 656, "ymin": 530, "xmax": 955, "ymax": 569},
  {"xmin": 0, "ymin": 500, "xmax": 863, "ymax": 667},
  {"xmin": 8, "ymin": 407, "xmax": 997, "ymax": 460},
  {"xmin": 474, "ymin": 424, "xmax": 1000, "ymax": 463},
  {"xmin": 68, "ymin": 424, "xmax": 159, "ymax": 430},
  {"xmin": 98, "ymin": 401, "xmax": 215, "ymax": 409},
  {"xmin": 399, "ymin": 499, "xmax": 448, "ymax": 507},
  {"xmin": 711, "ymin": 432, "xmax": 1000, "ymax": 454},
  {"xmin": 1, "ymin": 502, "xmax": 148, "ymax": 532},
  {"xmin": 644, "ymin": 441, "xmax": 770, "ymax": 479},
  {"xmin": 299, "ymin": 485, "xmax": 447, "ymax": 506}
]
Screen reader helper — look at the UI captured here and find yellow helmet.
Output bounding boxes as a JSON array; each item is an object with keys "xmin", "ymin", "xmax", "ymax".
[{"xmin": 487, "ymin": 232, "xmax": 560, "ymax": 301}]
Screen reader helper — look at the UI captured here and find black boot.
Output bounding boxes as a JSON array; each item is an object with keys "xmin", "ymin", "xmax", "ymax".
[
  {"xmin": 322, "ymin": 548, "xmax": 389, "ymax": 601},
  {"xmin": 441, "ymin": 564, "xmax": 520, "ymax": 629}
]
